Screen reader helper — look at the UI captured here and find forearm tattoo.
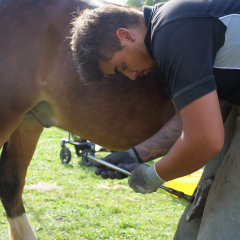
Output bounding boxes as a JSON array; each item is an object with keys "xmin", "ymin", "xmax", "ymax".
[{"xmin": 136, "ymin": 115, "xmax": 182, "ymax": 162}]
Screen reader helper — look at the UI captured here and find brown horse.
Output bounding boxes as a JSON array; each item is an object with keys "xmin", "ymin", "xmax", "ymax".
[{"xmin": 0, "ymin": 0, "xmax": 233, "ymax": 239}]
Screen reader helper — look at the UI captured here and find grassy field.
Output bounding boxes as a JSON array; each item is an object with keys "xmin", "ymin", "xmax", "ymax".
[{"xmin": 0, "ymin": 127, "xmax": 187, "ymax": 240}]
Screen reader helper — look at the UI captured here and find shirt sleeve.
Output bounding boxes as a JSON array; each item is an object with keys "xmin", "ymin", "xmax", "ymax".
[{"xmin": 152, "ymin": 17, "xmax": 226, "ymax": 110}]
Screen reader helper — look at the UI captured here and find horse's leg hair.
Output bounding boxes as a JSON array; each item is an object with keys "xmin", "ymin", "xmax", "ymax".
[
  {"xmin": 0, "ymin": 112, "xmax": 43, "ymax": 240},
  {"xmin": 173, "ymin": 105, "xmax": 238, "ymax": 240}
]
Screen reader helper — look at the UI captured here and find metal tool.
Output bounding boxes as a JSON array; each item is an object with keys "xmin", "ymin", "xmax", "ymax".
[
  {"xmin": 86, "ymin": 154, "xmax": 131, "ymax": 176},
  {"xmin": 85, "ymin": 153, "xmax": 193, "ymax": 202},
  {"xmin": 85, "ymin": 153, "xmax": 214, "ymax": 221}
]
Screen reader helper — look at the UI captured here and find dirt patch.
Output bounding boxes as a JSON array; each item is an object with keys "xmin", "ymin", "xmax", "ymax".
[
  {"xmin": 95, "ymin": 183, "xmax": 128, "ymax": 190},
  {"xmin": 25, "ymin": 182, "xmax": 62, "ymax": 191},
  {"xmin": 124, "ymin": 196, "xmax": 136, "ymax": 201}
]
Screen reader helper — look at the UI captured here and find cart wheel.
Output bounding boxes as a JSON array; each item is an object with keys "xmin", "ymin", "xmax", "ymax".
[
  {"xmin": 82, "ymin": 149, "xmax": 94, "ymax": 166},
  {"xmin": 60, "ymin": 147, "xmax": 71, "ymax": 164}
]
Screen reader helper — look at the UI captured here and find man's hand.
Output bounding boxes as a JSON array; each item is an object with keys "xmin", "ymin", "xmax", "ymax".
[
  {"xmin": 119, "ymin": 163, "xmax": 165, "ymax": 194},
  {"xmin": 93, "ymin": 147, "xmax": 141, "ymax": 179}
]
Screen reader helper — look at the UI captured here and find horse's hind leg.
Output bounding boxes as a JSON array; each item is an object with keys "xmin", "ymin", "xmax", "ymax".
[
  {"xmin": 173, "ymin": 105, "xmax": 238, "ymax": 240},
  {"xmin": 196, "ymin": 105, "xmax": 240, "ymax": 239},
  {"xmin": 0, "ymin": 112, "xmax": 44, "ymax": 240}
]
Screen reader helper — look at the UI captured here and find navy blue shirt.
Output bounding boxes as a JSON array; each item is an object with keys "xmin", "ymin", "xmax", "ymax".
[{"xmin": 144, "ymin": 0, "xmax": 240, "ymax": 110}]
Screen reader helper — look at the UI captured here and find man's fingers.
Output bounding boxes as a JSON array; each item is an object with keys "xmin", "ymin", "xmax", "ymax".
[
  {"xmin": 95, "ymin": 167, "xmax": 123, "ymax": 179},
  {"xmin": 100, "ymin": 170, "xmax": 118, "ymax": 179},
  {"xmin": 100, "ymin": 171, "xmax": 109, "ymax": 179},
  {"xmin": 92, "ymin": 161, "xmax": 104, "ymax": 168},
  {"xmin": 115, "ymin": 171, "xmax": 128, "ymax": 179},
  {"xmin": 118, "ymin": 163, "xmax": 129, "ymax": 171},
  {"xmin": 95, "ymin": 167, "xmax": 111, "ymax": 175},
  {"xmin": 95, "ymin": 167, "xmax": 105, "ymax": 175},
  {"xmin": 107, "ymin": 171, "xmax": 115, "ymax": 179},
  {"xmin": 119, "ymin": 163, "xmax": 138, "ymax": 172}
]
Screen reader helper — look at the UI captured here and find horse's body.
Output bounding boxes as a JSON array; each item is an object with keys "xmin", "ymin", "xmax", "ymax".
[{"xmin": 0, "ymin": 0, "xmax": 175, "ymax": 238}]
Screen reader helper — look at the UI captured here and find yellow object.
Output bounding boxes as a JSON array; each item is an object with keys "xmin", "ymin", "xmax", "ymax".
[{"xmin": 164, "ymin": 169, "xmax": 203, "ymax": 197}]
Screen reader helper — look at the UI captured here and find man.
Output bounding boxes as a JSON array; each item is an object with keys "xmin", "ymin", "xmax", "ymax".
[{"xmin": 71, "ymin": 0, "xmax": 240, "ymax": 194}]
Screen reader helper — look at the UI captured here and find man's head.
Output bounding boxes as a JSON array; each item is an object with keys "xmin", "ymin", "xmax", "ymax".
[{"xmin": 71, "ymin": 5, "xmax": 156, "ymax": 84}]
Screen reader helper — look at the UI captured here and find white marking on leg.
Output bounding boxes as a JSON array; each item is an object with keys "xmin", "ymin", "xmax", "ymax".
[{"xmin": 8, "ymin": 213, "xmax": 37, "ymax": 240}]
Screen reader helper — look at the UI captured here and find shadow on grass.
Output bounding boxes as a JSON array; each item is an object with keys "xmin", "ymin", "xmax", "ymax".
[{"xmin": 62, "ymin": 164, "xmax": 74, "ymax": 169}]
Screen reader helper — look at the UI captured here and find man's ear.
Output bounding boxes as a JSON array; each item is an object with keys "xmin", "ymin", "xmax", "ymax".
[{"xmin": 116, "ymin": 28, "xmax": 136, "ymax": 42}]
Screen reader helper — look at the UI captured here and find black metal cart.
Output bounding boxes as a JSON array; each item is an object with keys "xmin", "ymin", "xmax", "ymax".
[
  {"xmin": 60, "ymin": 133, "xmax": 95, "ymax": 166},
  {"xmin": 60, "ymin": 133, "xmax": 115, "ymax": 166}
]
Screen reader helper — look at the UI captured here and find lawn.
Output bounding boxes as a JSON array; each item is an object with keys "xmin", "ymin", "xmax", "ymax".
[{"xmin": 0, "ymin": 127, "xmax": 187, "ymax": 239}]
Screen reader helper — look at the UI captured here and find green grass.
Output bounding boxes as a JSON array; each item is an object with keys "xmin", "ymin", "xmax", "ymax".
[{"xmin": 0, "ymin": 128, "xmax": 187, "ymax": 239}]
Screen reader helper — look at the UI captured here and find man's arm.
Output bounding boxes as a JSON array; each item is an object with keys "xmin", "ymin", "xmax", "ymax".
[
  {"xmin": 119, "ymin": 90, "xmax": 225, "ymax": 193},
  {"xmin": 155, "ymin": 90, "xmax": 224, "ymax": 181},
  {"xmin": 135, "ymin": 100, "xmax": 182, "ymax": 162}
]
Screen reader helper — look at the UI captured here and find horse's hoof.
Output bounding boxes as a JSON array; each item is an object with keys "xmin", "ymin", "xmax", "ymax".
[{"xmin": 186, "ymin": 178, "xmax": 213, "ymax": 222}]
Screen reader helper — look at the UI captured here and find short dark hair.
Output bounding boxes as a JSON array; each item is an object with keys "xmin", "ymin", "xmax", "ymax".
[{"xmin": 71, "ymin": 5, "xmax": 142, "ymax": 84}]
